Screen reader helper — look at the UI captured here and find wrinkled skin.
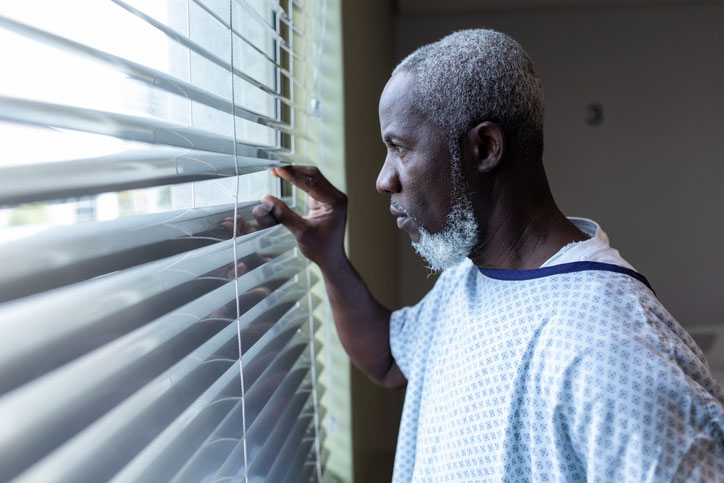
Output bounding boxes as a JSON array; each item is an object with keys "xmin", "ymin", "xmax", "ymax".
[{"xmin": 376, "ymin": 71, "xmax": 455, "ymax": 243}]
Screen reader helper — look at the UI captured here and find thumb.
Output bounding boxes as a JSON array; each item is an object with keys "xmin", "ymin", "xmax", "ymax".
[{"xmin": 260, "ymin": 195, "xmax": 306, "ymax": 236}]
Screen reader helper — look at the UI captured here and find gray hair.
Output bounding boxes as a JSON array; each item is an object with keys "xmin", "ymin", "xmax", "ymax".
[{"xmin": 393, "ymin": 29, "xmax": 545, "ymax": 162}]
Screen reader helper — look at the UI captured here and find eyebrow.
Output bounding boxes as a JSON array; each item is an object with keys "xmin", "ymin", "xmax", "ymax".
[{"xmin": 383, "ymin": 133, "xmax": 410, "ymax": 145}]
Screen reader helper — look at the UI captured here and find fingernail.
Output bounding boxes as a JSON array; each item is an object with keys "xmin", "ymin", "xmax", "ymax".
[{"xmin": 261, "ymin": 197, "xmax": 273, "ymax": 210}]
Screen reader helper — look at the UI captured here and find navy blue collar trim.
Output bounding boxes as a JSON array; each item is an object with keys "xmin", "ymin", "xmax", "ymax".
[{"xmin": 477, "ymin": 261, "xmax": 654, "ymax": 293}]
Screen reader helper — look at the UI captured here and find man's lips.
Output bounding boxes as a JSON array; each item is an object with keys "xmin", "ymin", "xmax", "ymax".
[
  {"xmin": 389, "ymin": 204, "xmax": 412, "ymax": 229},
  {"xmin": 389, "ymin": 204, "xmax": 405, "ymax": 217},
  {"xmin": 389, "ymin": 203, "xmax": 421, "ymax": 241}
]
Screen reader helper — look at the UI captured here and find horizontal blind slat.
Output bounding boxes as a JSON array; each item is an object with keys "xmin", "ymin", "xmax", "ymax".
[
  {"xmin": 2, "ymin": 273, "xmax": 312, "ymax": 483},
  {"xmin": 246, "ymin": 382, "xmax": 326, "ymax": 479},
  {"xmin": 195, "ymin": 0, "xmax": 304, "ymax": 64},
  {"xmin": 0, "ymin": 148, "xmax": 281, "ymax": 206},
  {"xmin": 10, "ymin": 347, "xmax": 241, "ymax": 483},
  {"xmin": 167, "ymin": 305, "xmax": 318, "ymax": 482},
  {"xmin": 0, "ymin": 96, "xmax": 290, "ymax": 158},
  {"xmin": 103, "ymin": 298, "xmax": 315, "ymax": 483},
  {"xmin": 237, "ymin": 0, "xmax": 303, "ymax": 42},
  {"xmin": 245, "ymin": 342, "xmax": 311, "ymax": 423},
  {"xmin": 109, "ymin": 0, "xmax": 298, "ymax": 105},
  {"xmin": 188, "ymin": 0, "xmax": 307, "ymax": 86},
  {"xmin": 0, "ymin": 253, "xmax": 302, "ymax": 454},
  {"xmin": 4, "ymin": 262, "xmax": 309, "ymax": 422},
  {"xmin": 246, "ymin": 389, "xmax": 316, "ymax": 479},
  {"xmin": 231, "ymin": 0, "xmax": 304, "ymax": 62},
  {"xmin": 263, "ymin": 415, "xmax": 314, "ymax": 482},
  {"xmin": 0, "ymin": 0, "xmax": 332, "ymax": 480},
  {"xmin": 248, "ymin": 0, "xmax": 307, "ymax": 38},
  {"xmin": 219, "ymin": 353, "xmax": 318, "ymax": 478},
  {"xmin": 0, "ymin": 235, "xmax": 299, "ymax": 395},
  {"xmin": 278, "ymin": 421, "xmax": 317, "ymax": 483},
  {"xmin": 270, "ymin": 2, "xmax": 305, "ymax": 38},
  {"xmin": 0, "ymin": 15, "xmax": 299, "ymax": 135},
  {"xmin": 0, "ymin": 202, "xmax": 293, "ymax": 302},
  {"xmin": 178, "ymin": 370, "xmax": 315, "ymax": 482},
  {"xmin": 296, "ymin": 453, "xmax": 319, "ymax": 483}
]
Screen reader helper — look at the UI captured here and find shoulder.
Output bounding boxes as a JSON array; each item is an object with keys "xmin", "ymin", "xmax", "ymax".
[
  {"xmin": 532, "ymin": 273, "xmax": 724, "ymax": 478},
  {"xmin": 539, "ymin": 268, "xmax": 663, "ymax": 332},
  {"xmin": 392, "ymin": 258, "xmax": 478, "ymax": 327},
  {"xmin": 390, "ymin": 259, "xmax": 478, "ymax": 374},
  {"xmin": 436, "ymin": 257, "xmax": 477, "ymax": 288},
  {"xmin": 536, "ymin": 272, "xmax": 724, "ymax": 435},
  {"xmin": 533, "ymin": 268, "xmax": 722, "ymax": 403},
  {"xmin": 410, "ymin": 258, "xmax": 478, "ymax": 305}
]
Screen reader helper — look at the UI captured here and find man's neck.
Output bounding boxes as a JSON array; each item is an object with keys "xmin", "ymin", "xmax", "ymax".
[{"xmin": 469, "ymin": 193, "xmax": 587, "ymax": 271}]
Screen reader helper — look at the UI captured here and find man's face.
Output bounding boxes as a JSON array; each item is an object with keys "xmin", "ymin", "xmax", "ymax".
[{"xmin": 377, "ymin": 72, "xmax": 479, "ymax": 271}]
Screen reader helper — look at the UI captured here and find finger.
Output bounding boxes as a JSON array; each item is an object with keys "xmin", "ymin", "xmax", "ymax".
[
  {"xmin": 220, "ymin": 220, "xmax": 235, "ymax": 233},
  {"xmin": 260, "ymin": 195, "xmax": 307, "ymax": 236},
  {"xmin": 252, "ymin": 204, "xmax": 279, "ymax": 229},
  {"xmin": 236, "ymin": 216, "xmax": 255, "ymax": 235},
  {"xmin": 220, "ymin": 216, "xmax": 255, "ymax": 236},
  {"xmin": 235, "ymin": 260, "xmax": 249, "ymax": 276},
  {"xmin": 308, "ymin": 196, "xmax": 324, "ymax": 211},
  {"xmin": 271, "ymin": 165, "xmax": 345, "ymax": 205}
]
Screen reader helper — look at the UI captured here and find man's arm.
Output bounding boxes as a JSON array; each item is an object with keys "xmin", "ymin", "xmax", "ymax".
[{"xmin": 252, "ymin": 165, "xmax": 406, "ymax": 389}]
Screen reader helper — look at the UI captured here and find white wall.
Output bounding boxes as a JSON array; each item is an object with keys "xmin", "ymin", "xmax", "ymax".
[{"xmin": 394, "ymin": 4, "xmax": 724, "ymax": 330}]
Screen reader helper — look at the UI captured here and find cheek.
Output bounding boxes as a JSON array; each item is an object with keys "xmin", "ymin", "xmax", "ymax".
[
  {"xmin": 431, "ymin": 185, "xmax": 455, "ymax": 223},
  {"xmin": 409, "ymin": 174, "xmax": 454, "ymax": 231},
  {"xmin": 424, "ymin": 162, "xmax": 454, "ymax": 206}
]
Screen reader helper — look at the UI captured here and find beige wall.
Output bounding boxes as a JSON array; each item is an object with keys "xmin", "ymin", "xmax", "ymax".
[
  {"xmin": 395, "ymin": 4, "xmax": 724, "ymax": 329},
  {"xmin": 341, "ymin": 1, "xmax": 404, "ymax": 481}
]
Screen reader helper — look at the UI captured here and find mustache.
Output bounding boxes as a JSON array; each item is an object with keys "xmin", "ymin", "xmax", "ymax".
[
  {"xmin": 390, "ymin": 201, "xmax": 423, "ymax": 227},
  {"xmin": 390, "ymin": 201, "xmax": 410, "ymax": 216}
]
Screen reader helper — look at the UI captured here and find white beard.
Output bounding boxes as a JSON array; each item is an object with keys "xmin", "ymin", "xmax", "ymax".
[
  {"xmin": 411, "ymin": 192, "xmax": 479, "ymax": 273},
  {"xmin": 392, "ymin": 155, "xmax": 480, "ymax": 273}
]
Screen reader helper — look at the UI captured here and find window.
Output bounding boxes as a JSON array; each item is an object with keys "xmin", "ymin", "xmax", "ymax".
[{"xmin": 0, "ymin": 0, "xmax": 350, "ymax": 481}]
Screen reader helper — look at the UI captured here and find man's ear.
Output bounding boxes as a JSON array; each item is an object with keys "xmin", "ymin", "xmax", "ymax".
[{"xmin": 464, "ymin": 121, "xmax": 505, "ymax": 173}]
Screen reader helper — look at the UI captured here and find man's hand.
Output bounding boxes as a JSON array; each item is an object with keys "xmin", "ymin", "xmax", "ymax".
[
  {"xmin": 252, "ymin": 165, "xmax": 347, "ymax": 271},
  {"xmin": 254, "ymin": 164, "xmax": 406, "ymax": 389}
]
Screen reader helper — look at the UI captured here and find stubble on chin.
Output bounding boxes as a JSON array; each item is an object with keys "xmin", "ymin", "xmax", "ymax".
[
  {"xmin": 412, "ymin": 195, "xmax": 479, "ymax": 273},
  {"xmin": 411, "ymin": 157, "xmax": 480, "ymax": 273}
]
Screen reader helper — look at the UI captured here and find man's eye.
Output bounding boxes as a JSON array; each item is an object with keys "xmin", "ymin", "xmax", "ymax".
[{"xmin": 394, "ymin": 145, "xmax": 406, "ymax": 155}]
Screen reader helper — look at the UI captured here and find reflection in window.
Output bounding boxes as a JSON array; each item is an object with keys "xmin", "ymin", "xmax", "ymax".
[{"xmin": 0, "ymin": 0, "xmax": 278, "ymax": 237}]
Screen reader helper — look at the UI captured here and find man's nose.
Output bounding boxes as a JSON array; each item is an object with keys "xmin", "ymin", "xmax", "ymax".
[{"xmin": 376, "ymin": 159, "xmax": 401, "ymax": 194}]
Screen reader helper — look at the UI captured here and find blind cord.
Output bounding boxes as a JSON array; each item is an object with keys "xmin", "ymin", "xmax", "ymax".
[
  {"xmin": 306, "ymin": 0, "xmax": 327, "ymax": 480},
  {"xmin": 313, "ymin": 0, "xmax": 337, "ymax": 442},
  {"xmin": 314, "ymin": 0, "xmax": 336, "ymax": 439},
  {"xmin": 187, "ymin": 0, "xmax": 196, "ymax": 209},
  {"xmin": 229, "ymin": 1, "xmax": 249, "ymax": 481},
  {"xmin": 306, "ymin": 266, "xmax": 323, "ymax": 482}
]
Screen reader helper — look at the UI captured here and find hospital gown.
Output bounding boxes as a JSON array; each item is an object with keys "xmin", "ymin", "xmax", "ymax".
[{"xmin": 390, "ymin": 220, "xmax": 724, "ymax": 482}]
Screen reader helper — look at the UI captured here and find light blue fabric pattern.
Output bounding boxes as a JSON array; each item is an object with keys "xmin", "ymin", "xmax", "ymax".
[{"xmin": 390, "ymin": 258, "xmax": 724, "ymax": 482}]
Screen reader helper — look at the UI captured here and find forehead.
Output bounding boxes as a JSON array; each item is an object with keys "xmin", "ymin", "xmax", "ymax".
[
  {"xmin": 378, "ymin": 72, "xmax": 435, "ymax": 136},
  {"xmin": 379, "ymin": 72, "xmax": 419, "ymax": 124},
  {"xmin": 379, "ymin": 72, "xmax": 416, "ymax": 116}
]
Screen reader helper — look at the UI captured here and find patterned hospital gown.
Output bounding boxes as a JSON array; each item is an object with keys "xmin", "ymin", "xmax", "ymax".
[{"xmin": 390, "ymin": 238, "xmax": 724, "ymax": 481}]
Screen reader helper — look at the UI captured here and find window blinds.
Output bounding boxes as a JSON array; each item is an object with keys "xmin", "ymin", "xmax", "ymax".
[{"xmin": 0, "ymin": 0, "xmax": 334, "ymax": 481}]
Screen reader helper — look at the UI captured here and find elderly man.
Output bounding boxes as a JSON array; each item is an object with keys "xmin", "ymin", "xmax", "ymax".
[{"xmin": 256, "ymin": 30, "xmax": 724, "ymax": 481}]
